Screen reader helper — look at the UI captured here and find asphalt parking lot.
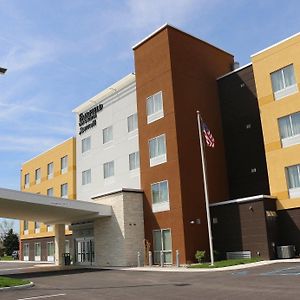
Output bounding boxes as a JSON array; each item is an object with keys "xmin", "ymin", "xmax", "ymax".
[{"xmin": 1, "ymin": 262, "xmax": 300, "ymax": 300}]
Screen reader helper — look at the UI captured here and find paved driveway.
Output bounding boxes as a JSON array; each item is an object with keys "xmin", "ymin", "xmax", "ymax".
[{"xmin": 1, "ymin": 262, "xmax": 300, "ymax": 300}]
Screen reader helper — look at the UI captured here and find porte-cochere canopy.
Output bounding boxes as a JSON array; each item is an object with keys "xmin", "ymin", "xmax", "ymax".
[{"xmin": 0, "ymin": 187, "xmax": 112, "ymax": 224}]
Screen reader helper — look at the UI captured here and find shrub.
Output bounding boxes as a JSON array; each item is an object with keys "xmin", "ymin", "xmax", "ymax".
[{"xmin": 195, "ymin": 250, "xmax": 206, "ymax": 263}]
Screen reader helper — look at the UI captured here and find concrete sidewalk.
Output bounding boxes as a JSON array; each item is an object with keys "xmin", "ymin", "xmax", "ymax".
[{"xmin": 101, "ymin": 258, "xmax": 300, "ymax": 272}]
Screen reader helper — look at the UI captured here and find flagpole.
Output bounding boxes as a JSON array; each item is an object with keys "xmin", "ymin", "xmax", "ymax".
[{"xmin": 196, "ymin": 111, "xmax": 214, "ymax": 266}]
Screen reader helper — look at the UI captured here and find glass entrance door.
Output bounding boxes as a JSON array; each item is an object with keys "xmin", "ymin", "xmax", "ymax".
[{"xmin": 76, "ymin": 238, "xmax": 94, "ymax": 265}]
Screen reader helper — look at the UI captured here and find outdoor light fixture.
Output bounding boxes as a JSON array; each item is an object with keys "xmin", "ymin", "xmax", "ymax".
[{"xmin": 0, "ymin": 67, "xmax": 7, "ymax": 75}]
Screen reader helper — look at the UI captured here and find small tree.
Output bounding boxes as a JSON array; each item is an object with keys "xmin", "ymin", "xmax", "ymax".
[
  {"xmin": 3, "ymin": 229, "xmax": 19, "ymax": 256},
  {"xmin": 195, "ymin": 250, "xmax": 206, "ymax": 263}
]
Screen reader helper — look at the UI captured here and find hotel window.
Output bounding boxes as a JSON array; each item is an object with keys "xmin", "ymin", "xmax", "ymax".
[
  {"xmin": 151, "ymin": 180, "xmax": 170, "ymax": 213},
  {"xmin": 82, "ymin": 136, "xmax": 91, "ymax": 153},
  {"xmin": 103, "ymin": 161, "xmax": 114, "ymax": 179},
  {"xmin": 103, "ymin": 126, "xmax": 113, "ymax": 144},
  {"xmin": 34, "ymin": 242, "xmax": 41, "ymax": 261},
  {"xmin": 23, "ymin": 220, "xmax": 29, "ymax": 235},
  {"xmin": 23, "ymin": 243, "xmax": 29, "ymax": 261},
  {"xmin": 127, "ymin": 113, "xmax": 138, "ymax": 133},
  {"xmin": 82, "ymin": 169, "xmax": 91, "ymax": 185},
  {"xmin": 279, "ymin": 112, "xmax": 300, "ymax": 147},
  {"xmin": 61, "ymin": 183, "xmax": 68, "ymax": 198},
  {"xmin": 286, "ymin": 164, "xmax": 300, "ymax": 199},
  {"xmin": 149, "ymin": 134, "xmax": 167, "ymax": 167},
  {"xmin": 271, "ymin": 64, "xmax": 298, "ymax": 100},
  {"xmin": 47, "ymin": 241, "xmax": 54, "ymax": 262},
  {"xmin": 34, "ymin": 222, "xmax": 41, "ymax": 233},
  {"xmin": 24, "ymin": 173, "xmax": 30, "ymax": 188},
  {"xmin": 153, "ymin": 229, "xmax": 172, "ymax": 264},
  {"xmin": 47, "ymin": 224, "xmax": 53, "ymax": 232},
  {"xmin": 65, "ymin": 240, "xmax": 70, "ymax": 253},
  {"xmin": 47, "ymin": 188, "xmax": 54, "ymax": 197},
  {"xmin": 61, "ymin": 156, "xmax": 68, "ymax": 174},
  {"xmin": 35, "ymin": 168, "xmax": 41, "ymax": 184},
  {"xmin": 147, "ymin": 91, "xmax": 164, "ymax": 124},
  {"xmin": 47, "ymin": 162, "xmax": 54, "ymax": 179},
  {"xmin": 129, "ymin": 151, "xmax": 140, "ymax": 170}
]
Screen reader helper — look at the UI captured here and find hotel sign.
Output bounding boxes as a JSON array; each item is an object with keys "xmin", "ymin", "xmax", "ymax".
[{"xmin": 79, "ymin": 104, "xmax": 103, "ymax": 135}]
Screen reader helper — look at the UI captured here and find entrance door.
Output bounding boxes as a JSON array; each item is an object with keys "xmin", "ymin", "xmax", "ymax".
[{"xmin": 76, "ymin": 238, "xmax": 94, "ymax": 265}]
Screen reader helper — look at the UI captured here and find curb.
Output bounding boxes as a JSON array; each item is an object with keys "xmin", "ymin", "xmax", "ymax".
[{"xmin": 0, "ymin": 281, "xmax": 34, "ymax": 291}]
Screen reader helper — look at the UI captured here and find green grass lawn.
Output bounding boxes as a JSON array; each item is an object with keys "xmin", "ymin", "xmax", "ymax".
[
  {"xmin": 0, "ymin": 276, "xmax": 30, "ymax": 288},
  {"xmin": 0, "ymin": 256, "xmax": 15, "ymax": 261},
  {"xmin": 189, "ymin": 258, "xmax": 262, "ymax": 268}
]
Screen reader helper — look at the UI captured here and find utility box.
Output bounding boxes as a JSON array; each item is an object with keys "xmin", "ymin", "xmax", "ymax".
[{"xmin": 276, "ymin": 245, "xmax": 295, "ymax": 259}]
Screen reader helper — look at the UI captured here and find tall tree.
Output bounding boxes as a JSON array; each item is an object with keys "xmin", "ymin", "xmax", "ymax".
[{"xmin": 3, "ymin": 229, "xmax": 19, "ymax": 256}]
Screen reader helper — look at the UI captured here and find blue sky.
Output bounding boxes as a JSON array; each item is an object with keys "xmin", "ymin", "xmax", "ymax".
[{"xmin": 0, "ymin": 0, "xmax": 300, "ymax": 231}]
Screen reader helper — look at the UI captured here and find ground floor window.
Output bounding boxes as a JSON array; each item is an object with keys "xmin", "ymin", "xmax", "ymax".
[
  {"xmin": 34, "ymin": 242, "xmax": 41, "ymax": 261},
  {"xmin": 153, "ymin": 229, "xmax": 172, "ymax": 264},
  {"xmin": 23, "ymin": 243, "xmax": 29, "ymax": 261},
  {"xmin": 47, "ymin": 241, "xmax": 54, "ymax": 262},
  {"xmin": 65, "ymin": 240, "xmax": 70, "ymax": 253}
]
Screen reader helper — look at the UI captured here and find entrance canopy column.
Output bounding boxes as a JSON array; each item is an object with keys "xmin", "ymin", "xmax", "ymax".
[{"xmin": 54, "ymin": 224, "xmax": 65, "ymax": 266}]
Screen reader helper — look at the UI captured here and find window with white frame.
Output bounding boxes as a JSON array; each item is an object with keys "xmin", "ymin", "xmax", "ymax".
[
  {"xmin": 24, "ymin": 173, "xmax": 30, "ymax": 188},
  {"xmin": 127, "ymin": 113, "xmax": 138, "ymax": 133},
  {"xmin": 34, "ymin": 242, "xmax": 41, "ymax": 261},
  {"xmin": 149, "ymin": 134, "xmax": 167, "ymax": 167},
  {"xmin": 103, "ymin": 161, "xmax": 114, "ymax": 179},
  {"xmin": 47, "ymin": 224, "xmax": 53, "ymax": 232},
  {"xmin": 61, "ymin": 156, "xmax": 68, "ymax": 174},
  {"xmin": 103, "ymin": 126, "xmax": 113, "ymax": 144},
  {"xmin": 82, "ymin": 169, "xmax": 91, "ymax": 185},
  {"xmin": 47, "ymin": 241, "xmax": 54, "ymax": 262},
  {"xmin": 153, "ymin": 229, "xmax": 172, "ymax": 264},
  {"xmin": 34, "ymin": 221, "xmax": 41, "ymax": 233},
  {"xmin": 23, "ymin": 220, "xmax": 29, "ymax": 234},
  {"xmin": 151, "ymin": 180, "xmax": 170, "ymax": 213},
  {"xmin": 129, "ymin": 151, "xmax": 140, "ymax": 170},
  {"xmin": 35, "ymin": 168, "xmax": 41, "ymax": 184},
  {"xmin": 279, "ymin": 112, "xmax": 300, "ymax": 147},
  {"xmin": 271, "ymin": 64, "xmax": 298, "ymax": 100},
  {"xmin": 23, "ymin": 243, "xmax": 29, "ymax": 261},
  {"xmin": 61, "ymin": 183, "xmax": 68, "ymax": 198},
  {"xmin": 147, "ymin": 91, "xmax": 164, "ymax": 123},
  {"xmin": 47, "ymin": 188, "xmax": 54, "ymax": 197},
  {"xmin": 286, "ymin": 164, "xmax": 300, "ymax": 199},
  {"xmin": 82, "ymin": 136, "xmax": 91, "ymax": 153},
  {"xmin": 47, "ymin": 162, "xmax": 54, "ymax": 179}
]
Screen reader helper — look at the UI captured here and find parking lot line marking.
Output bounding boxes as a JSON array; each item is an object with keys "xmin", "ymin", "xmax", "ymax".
[{"xmin": 17, "ymin": 294, "xmax": 66, "ymax": 300}]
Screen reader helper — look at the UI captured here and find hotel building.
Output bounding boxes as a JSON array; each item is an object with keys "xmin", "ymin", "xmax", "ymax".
[
  {"xmin": 14, "ymin": 25, "xmax": 300, "ymax": 266},
  {"xmin": 20, "ymin": 138, "xmax": 76, "ymax": 262}
]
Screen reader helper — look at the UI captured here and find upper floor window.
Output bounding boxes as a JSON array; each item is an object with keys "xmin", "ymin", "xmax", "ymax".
[
  {"xmin": 82, "ymin": 136, "xmax": 91, "ymax": 153},
  {"xmin": 279, "ymin": 112, "xmax": 300, "ymax": 147},
  {"xmin": 61, "ymin": 183, "xmax": 68, "ymax": 198},
  {"xmin": 127, "ymin": 113, "xmax": 138, "ymax": 133},
  {"xmin": 103, "ymin": 126, "xmax": 113, "ymax": 144},
  {"xmin": 47, "ymin": 162, "xmax": 54, "ymax": 179},
  {"xmin": 271, "ymin": 64, "xmax": 298, "ymax": 100},
  {"xmin": 286, "ymin": 164, "xmax": 300, "ymax": 199},
  {"xmin": 35, "ymin": 168, "xmax": 41, "ymax": 184},
  {"xmin": 82, "ymin": 169, "xmax": 91, "ymax": 185},
  {"xmin": 129, "ymin": 151, "xmax": 140, "ymax": 170},
  {"xmin": 34, "ymin": 222, "xmax": 41, "ymax": 233},
  {"xmin": 149, "ymin": 134, "xmax": 167, "ymax": 167},
  {"xmin": 23, "ymin": 220, "xmax": 29, "ymax": 234},
  {"xmin": 103, "ymin": 161, "xmax": 114, "ymax": 179},
  {"xmin": 151, "ymin": 180, "xmax": 170, "ymax": 213},
  {"xmin": 47, "ymin": 188, "xmax": 54, "ymax": 197},
  {"xmin": 61, "ymin": 156, "xmax": 68, "ymax": 174},
  {"xmin": 147, "ymin": 91, "xmax": 164, "ymax": 123},
  {"xmin": 24, "ymin": 173, "xmax": 30, "ymax": 188}
]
